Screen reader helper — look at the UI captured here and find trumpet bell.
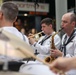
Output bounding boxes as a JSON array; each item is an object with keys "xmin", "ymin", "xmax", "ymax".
[
  {"xmin": 44, "ymin": 56, "xmax": 55, "ymax": 64},
  {"xmin": 34, "ymin": 33, "xmax": 42, "ymax": 41},
  {"xmin": 28, "ymin": 31, "xmax": 43, "ymax": 42}
]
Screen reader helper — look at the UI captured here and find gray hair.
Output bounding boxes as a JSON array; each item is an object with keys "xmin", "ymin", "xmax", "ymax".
[
  {"xmin": 1, "ymin": 2, "xmax": 18, "ymax": 22},
  {"xmin": 70, "ymin": 12, "xmax": 76, "ymax": 22}
]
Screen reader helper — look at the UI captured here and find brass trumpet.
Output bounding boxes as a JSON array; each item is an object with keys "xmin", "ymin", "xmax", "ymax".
[{"xmin": 28, "ymin": 31, "xmax": 44, "ymax": 41}]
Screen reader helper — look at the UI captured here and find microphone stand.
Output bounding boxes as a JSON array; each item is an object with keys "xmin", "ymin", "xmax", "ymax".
[
  {"xmin": 34, "ymin": 0, "xmax": 39, "ymax": 55},
  {"xmin": 34, "ymin": 0, "xmax": 39, "ymax": 16}
]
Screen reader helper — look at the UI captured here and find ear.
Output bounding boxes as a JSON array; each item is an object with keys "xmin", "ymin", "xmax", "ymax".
[
  {"xmin": 0, "ymin": 11, "xmax": 3, "ymax": 19},
  {"xmin": 13, "ymin": 17, "xmax": 17, "ymax": 23},
  {"xmin": 49, "ymin": 24, "xmax": 52, "ymax": 28},
  {"xmin": 72, "ymin": 21, "xmax": 76, "ymax": 27}
]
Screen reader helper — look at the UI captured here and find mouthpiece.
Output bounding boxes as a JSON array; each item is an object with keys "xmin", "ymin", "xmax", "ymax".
[
  {"xmin": 58, "ymin": 28, "xmax": 63, "ymax": 32},
  {"xmin": 41, "ymin": 31, "xmax": 44, "ymax": 33}
]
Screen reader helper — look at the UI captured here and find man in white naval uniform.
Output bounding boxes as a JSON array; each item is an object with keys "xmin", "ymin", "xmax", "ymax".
[
  {"xmin": 50, "ymin": 12, "xmax": 76, "ymax": 75},
  {"xmin": 19, "ymin": 18, "xmax": 61, "ymax": 75},
  {"xmin": 29, "ymin": 18, "xmax": 61, "ymax": 61},
  {"xmin": 0, "ymin": 2, "xmax": 29, "ymax": 64}
]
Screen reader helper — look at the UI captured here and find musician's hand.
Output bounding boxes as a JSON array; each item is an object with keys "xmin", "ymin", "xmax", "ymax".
[
  {"xmin": 50, "ymin": 49, "xmax": 63, "ymax": 57},
  {"xmin": 50, "ymin": 57, "xmax": 72, "ymax": 73},
  {"xmin": 29, "ymin": 37, "xmax": 36, "ymax": 45}
]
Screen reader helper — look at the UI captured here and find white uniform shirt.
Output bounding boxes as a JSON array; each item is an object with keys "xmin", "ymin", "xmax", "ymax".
[
  {"xmin": 32, "ymin": 32, "xmax": 61, "ymax": 60},
  {"xmin": 2, "ymin": 27, "xmax": 29, "ymax": 44},
  {"xmin": 0, "ymin": 27, "xmax": 29, "ymax": 61},
  {"xmin": 62, "ymin": 31, "xmax": 76, "ymax": 75}
]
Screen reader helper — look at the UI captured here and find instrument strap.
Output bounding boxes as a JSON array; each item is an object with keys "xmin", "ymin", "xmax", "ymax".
[{"xmin": 39, "ymin": 35, "xmax": 51, "ymax": 45}]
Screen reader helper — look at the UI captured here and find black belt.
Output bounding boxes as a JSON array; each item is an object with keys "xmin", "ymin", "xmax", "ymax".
[{"xmin": 0, "ymin": 61, "xmax": 24, "ymax": 71}]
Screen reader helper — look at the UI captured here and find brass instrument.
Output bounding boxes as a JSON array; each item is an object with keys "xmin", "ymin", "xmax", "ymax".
[
  {"xmin": 45, "ymin": 28, "xmax": 66, "ymax": 75},
  {"xmin": 28, "ymin": 31, "xmax": 43, "ymax": 41},
  {"xmin": 45, "ymin": 28, "xmax": 63, "ymax": 63}
]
